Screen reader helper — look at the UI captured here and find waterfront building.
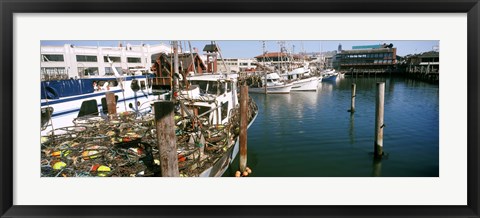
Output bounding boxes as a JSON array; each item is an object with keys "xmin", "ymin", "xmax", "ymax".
[
  {"xmin": 41, "ymin": 43, "xmax": 172, "ymax": 81},
  {"xmin": 333, "ymin": 43, "xmax": 397, "ymax": 73},
  {"xmin": 254, "ymin": 52, "xmax": 304, "ymax": 71},
  {"xmin": 404, "ymin": 51, "xmax": 439, "ymax": 74},
  {"xmin": 216, "ymin": 58, "xmax": 257, "ymax": 73}
]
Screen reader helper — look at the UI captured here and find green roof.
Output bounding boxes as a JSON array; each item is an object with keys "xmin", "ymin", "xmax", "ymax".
[{"xmin": 203, "ymin": 44, "xmax": 219, "ymax": 52}]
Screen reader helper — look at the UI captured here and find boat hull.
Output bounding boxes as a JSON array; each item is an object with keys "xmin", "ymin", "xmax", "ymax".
[
  {"xmin": 199, "ymin": 108, "xmax": 258, "ymax": 177},
  {"xmin": 248, "ymin": 84, "xmax": 293, "ymax": 94},
  {"xmin": 291, "ymin": 77, "xmax": 320, "ymax": 91},
  {"xmin": 322, "ymin": 75, "xmax": 338, "ymax": 82}
]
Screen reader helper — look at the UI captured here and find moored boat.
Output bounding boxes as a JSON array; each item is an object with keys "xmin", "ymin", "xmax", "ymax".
[
  {"xmin": 247, "ymin": 72, "xmax": 293, "ymax": 94},
  {"xmin": 322, "ymin": 69, "xmax": 338, "ymax": 82},
  {"xmin": 282, "ymin": 64, "xmax": 320, "ymax": 91}
]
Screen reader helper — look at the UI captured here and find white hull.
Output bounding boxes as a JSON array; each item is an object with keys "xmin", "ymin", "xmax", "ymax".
[
  {"xmin": 199, "ymin": 111, "xmax": 258, "ymax": 177},
  {"xmin": 290, "ymin": 76, "xmax": 320, "ymax": 91},
  {"xmin": 248, "ymin": 83, "xmax": 293, "ymax": 94}
]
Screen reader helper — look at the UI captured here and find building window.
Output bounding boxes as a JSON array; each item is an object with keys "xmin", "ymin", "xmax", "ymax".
[
  {"xmin": 127, "ymin": 57, "xmax": 142, "ymax": 63},
  {"xmin": 104, "ymin": 56, "xmax": 121, "ymax": 62},
  {"xmin": 105, "ymin": 67, "xmax": 123, "ymax": 76},
  {"xmin": 78, "ymin": 67, "xmax": 99, "ymax": 76},
  {"xmin": 41, "ymin": 67, "xmax": 68, "ymax": 81},
  {"xmin": 41, "ymin": 54, "xmax": 64, "ymax": 62},
  {"xmin": 76, "ymin": 55, "xmax": 98, "ymax": 62}
]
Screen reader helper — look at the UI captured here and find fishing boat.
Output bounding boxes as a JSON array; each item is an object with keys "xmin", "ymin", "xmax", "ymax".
[
  {"xmin": 247, "ymin": 72, "xmax": 293, "ymax": 94},
  {"xmin": 41, "ymin": 63, "xmax": 160, "ymax": 136},
  {"xmin": 322, "ymin": 69, "xmax": 338, "ymax": 82},
  {"xmin": 176, "ymin": 73, "xmax": 258, "ymax": 177},
  {"xmin": 282, "ymin": 64, "xmax": 321, "ymax": 91}
]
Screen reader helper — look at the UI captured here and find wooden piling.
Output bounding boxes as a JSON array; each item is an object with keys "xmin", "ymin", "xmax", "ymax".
[
  {"xmin": 105, "ymin": 92, "xmax": 116, "ymax": 115},
  {"xmin": 154, "ymin": 101, "xmax": 179, "ymax": 177},
  {"xmin": 239, "ymin": 85, "xmax": 248, "ymax": 172},
  {"xmin": 349, "ymin": 83, "xmax": 356, "ymax": 113},
  {"xmin": 374, "ymin": 82, "xmax": 385, "ymax": 159}
]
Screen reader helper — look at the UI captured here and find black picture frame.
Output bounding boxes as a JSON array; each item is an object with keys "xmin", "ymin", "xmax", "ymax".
[{"xmin": 1, "ymin": 0, "xmax": 479, "ymax": 217}]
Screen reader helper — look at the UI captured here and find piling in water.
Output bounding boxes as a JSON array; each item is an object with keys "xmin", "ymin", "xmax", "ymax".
[
  {"xmin": 239, "ymin": 85, "xmax": 248, "ymax": 172},
  {"xmin": 374, "ymin": 82, "xmax": 385, "ymax": 159},
  {"xmin": 349, "ymin": 83, "xmax": 356, "ymax": 113},
  {"xmin": 154, "ymin": 101, "xmax": 179, "ymax": 177}
]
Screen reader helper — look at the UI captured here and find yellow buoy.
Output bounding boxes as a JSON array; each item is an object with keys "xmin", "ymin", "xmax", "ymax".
[
  {"xmin": 97, "ymin": 165, "xmax": 111, "ymax": 172},
  {"xmin": 52, "ymin": 161, "xmax": 66, "ymax": 170}
]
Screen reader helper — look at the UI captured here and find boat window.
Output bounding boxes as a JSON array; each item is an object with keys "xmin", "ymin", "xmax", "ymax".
[
  {"xmin": 218, "ymin": 82, "xmax": 226, "ymax": 94},
  {"xmin": 197, "ymin": 106, "xmax": 211, "ymax": 118},
  {"xmin": 97, "ymin": 80, "xmax": 118, "ymax": 87},
  {"xmin": 207, "ymin": 82, "xmax": 219, "ymax": 95},
  {"xmin": 221, "ymin": 102, "xmax": 229, "ymax": 121},
  {"xmin": 190, "ymin": 81, "xmax": 208, "ymax": 93},
  {"xmin": 226, "ymin": 81, "xmax": 232, "ymax": 92}
]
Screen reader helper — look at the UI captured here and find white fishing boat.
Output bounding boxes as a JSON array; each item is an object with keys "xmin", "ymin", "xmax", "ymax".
[
  {"xmin": 41, "ymin": 64, "xmax": 160, "ymax": 136},
  {"xmin": 282, "ymin": 64, "xmax": 321, "ymax": 91},
  {"xmin": 176, "ymin": 73, "xmax": 258, "ymax": 177},
  {"xmin": 248, "ymin": 72, "xmax": 293, "ymax": 94}
]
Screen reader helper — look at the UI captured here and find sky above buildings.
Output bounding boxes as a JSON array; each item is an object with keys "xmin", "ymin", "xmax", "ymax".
[{"xmin": 41, "ymin": 40, "xmax": 439, "ymax": 58}]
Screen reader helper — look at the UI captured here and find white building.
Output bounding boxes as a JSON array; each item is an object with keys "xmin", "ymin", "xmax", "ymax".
[
  {"xmin": 41, "ymin": 43, "xmax": 172, "ymax": 80},
  {"xmin": 216, "ymin": 58, "xmax": 257, "ymax": 73}
]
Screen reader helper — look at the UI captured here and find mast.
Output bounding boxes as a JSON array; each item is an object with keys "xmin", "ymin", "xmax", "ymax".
[
  {"xmin": 262, "ymin": 41, "xmax": 267, "ymax": 94},
  {"xmin": 173, "ymin": 41, "xmax": 179, "ymax": 100}
]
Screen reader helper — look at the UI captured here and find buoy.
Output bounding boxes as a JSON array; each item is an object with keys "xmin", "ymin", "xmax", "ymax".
[
  {"xmin": 246, "ymin": 167, "xmax": 252, "ymax": 174},
  {"xmin": 242, "ymin": 171, "xmax": 249, "ymax": 177},
  {"xmin": 52, "ymin": 161, "xmax": 66, "ymax": 170},
  {"xmin": 235, "ymin": 171, "xmax": 241, "ymax": 177},
  {"xmin": 51, "ymin": 151, "xmax": 62, "ymax": 157}
]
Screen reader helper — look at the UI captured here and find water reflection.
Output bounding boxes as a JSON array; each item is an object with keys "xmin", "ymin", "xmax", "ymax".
[
  {"xmin": 349, "ymin": 113, "xmax": 355, "ymax": 145},
  {"xmin": 241, "ymin": 76, "xmax": 438, "ymax": 177},
  {"xmin": 372, "ymin": 158, "xmax": 382, "ymax": 177}
]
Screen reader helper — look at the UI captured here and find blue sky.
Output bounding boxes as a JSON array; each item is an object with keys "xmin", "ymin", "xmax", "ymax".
[{"xmin": 41, "ymin": 40, "xmax": 438, "ymax": 58}]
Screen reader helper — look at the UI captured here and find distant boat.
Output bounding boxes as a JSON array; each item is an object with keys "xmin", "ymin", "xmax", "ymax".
[
  {"xmin": 282, "ymin": 64, "xmax": 320, "ymax": 91},
  {"xmin": 248, "ymin": 72, "xmax": 293, "ymax": 94},
  {"xmin": 322, "ymin": 69, "xmax": 338, "ymax": 82}
]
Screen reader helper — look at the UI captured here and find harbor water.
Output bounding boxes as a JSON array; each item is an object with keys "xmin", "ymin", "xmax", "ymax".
[{"xmin": 226, "ymin": 76, "xmax": 439, "ymax": 177}]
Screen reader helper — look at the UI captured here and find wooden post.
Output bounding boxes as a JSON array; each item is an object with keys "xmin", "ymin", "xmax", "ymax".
[
  {"xmin": 154, "ymin": 101, "xmax": 179, "ymax": 177},
  {"xmin": 239, "ymin": 85, "xmax": 248, "ymax": 173},
  {"xmin": 349, "ymin": 83, "xmax": 356, "ymax": 113},
  {"xmin": 105, "ymin": 92, "xmax": 116, "ymax": 115},
  {"xmin": 374, "ymin": 82, "xmax": 385, "ymax": 159}
]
